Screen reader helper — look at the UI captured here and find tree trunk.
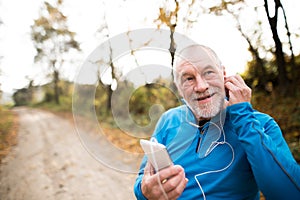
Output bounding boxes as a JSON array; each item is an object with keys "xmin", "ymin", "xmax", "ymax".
[
  {"xmin": 106, "ymin": 85, "xmax": 112, "ymax": 112},
  {"xmin": 273, "ymin": 28, "xmax": 289, "ymax": 90},
  {"xmin": 235, "ymin": 15, "xmax": 267, "ymax": 91},
  {"xmin": 169, "ymin": 0, "xmax": 179, "ymax": 93},
  {"xmin": 54, "ymin": 69, "xmax": 60, "ymax": 105},
  {"xmin": 249, "ymin": 44, "xmax": 267, "ymax": 91},
  {"xmin": 281, "ymin": 3, "xmax": 297, "ymax": 94},
  {"xmin": 169, "ymin": 24, "xmax": 178, "ymax": 92},
  {"xmin": 264, "ymin": 0, "xmax": 289, "ymax": 94}
]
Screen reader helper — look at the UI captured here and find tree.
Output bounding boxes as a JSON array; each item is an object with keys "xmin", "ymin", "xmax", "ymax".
[
  {"xmin": 263, "ymin": 0, "xmax": 287, "ymax": 91},
  {"xmin": 155, "ymin": 0, "xmax": 179, "ymax": 68},
  {"xmin": 206, "ymin": 0, "xmax": 270, "ymax": 91},
  {"xmin": 31, "ymin": 0, "xmax": 80, "ymax": 104},
  {"xmin": 204, "ymin": 0, "xmax": 298, "ymax": 94},
  {"xmin": 263, "ymin": 0, "xmax": 295, "ymax": 94},
  {"xmin": 154, "ymin": 0, "xmax": 201, "ymax": 91},
  {"xmin": 95, "ymin": 1, "xmax": 118, "ymax": 113}
]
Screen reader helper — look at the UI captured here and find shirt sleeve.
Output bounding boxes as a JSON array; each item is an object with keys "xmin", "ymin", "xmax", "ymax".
[
  {"xmin": 133, "ymin": 156, "xmax": 148, "ymax": 200},
  {"xmin": 134, "ymin": 174, "xmax": 147, "ymax": 200},
  {"xmin": 228, "ymin": 102, "xmax": 300, "ymax": 199}
]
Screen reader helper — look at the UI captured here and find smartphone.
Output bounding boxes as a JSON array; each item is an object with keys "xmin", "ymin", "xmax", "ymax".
[
  {"xmin": 140, "ymin": 139, "xmax": 173, "ymax": 171},
  {"xmin": 225, "ymin": 87, "xmax": 230, "ymax": 100}
]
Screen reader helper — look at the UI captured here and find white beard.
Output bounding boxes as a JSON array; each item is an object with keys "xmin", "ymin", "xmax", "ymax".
[{"xmin": 185, "ymin": 88, "xmax": 224, "ymax": 119}]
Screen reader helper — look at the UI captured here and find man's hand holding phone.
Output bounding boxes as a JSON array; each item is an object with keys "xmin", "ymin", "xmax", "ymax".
[
  {"xmin": 224, "ymin": 74, "xmax": 252, "ymax": 106},
  {"xmin": 140, "ymin": 139, "xmax": 188, "ymax": 200}
]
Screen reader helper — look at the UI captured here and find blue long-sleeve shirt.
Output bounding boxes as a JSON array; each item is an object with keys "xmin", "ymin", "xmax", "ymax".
[{"xmin": 134, "ymin": 102, "xmax": 300, "ymax": 199}]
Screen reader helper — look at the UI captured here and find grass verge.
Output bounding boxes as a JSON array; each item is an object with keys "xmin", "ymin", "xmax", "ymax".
[{"xmin": 0, "ymin": 107, "xmax": 18, "ymax": 163}]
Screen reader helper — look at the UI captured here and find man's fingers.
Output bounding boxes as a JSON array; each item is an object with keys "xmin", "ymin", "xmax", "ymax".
[
  {"xmin": 225, "ymin": 74, "xmax": 252, "ymax": 105},
  {"xmin": 225, "ymin": 81, "xmax": 237, "ymax": 91},
  {"xmin": 143, "ymin": 162, "xmax": 152, "ymax": 175},
  {"xmin": 225, "ymin": 75, "xmax": 250, "ymax": 91},
  {"xmin": 142, "ymin": 165, "xmax": 186, "ymax": 199},
  {"xmin": 162, "ymin": 169, "xmax": 186, "ymax": 193},
  {"xmin": 225, "ymin": 74, "xmax": 245, "ymax": 88},
  {"xmin": 158, "ymin": 165, "xmax": 183, "ymax": 184},
  {"xmin": 235, "ymin": 74, "xmax": 246, "ymax": 84},
  {"xmin": 166, "ymin": 177, "xmax": 188, "ymax": 200},
  {"xmin": 158, "ymin": 166, "xmax": 187, "ymax": 200}
]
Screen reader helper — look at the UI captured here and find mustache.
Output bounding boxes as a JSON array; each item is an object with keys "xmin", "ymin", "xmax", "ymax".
[{"xmin": 191, "ymin": 88, "xmax": 220, "ymax": 99}]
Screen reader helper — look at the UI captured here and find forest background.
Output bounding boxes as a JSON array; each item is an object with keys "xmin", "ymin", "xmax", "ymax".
[{"xmin": 0, "ymin": 0, "xmax": 299, "ymax": 163}]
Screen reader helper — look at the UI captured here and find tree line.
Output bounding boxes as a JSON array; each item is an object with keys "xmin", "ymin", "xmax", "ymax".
[
  {"xmin": 8, "ymin": 0, "xmax": 300, "ymax": 128},
  {"xmin": 24, "ymin": 0, "xmax": 299, "ymax": 106}
]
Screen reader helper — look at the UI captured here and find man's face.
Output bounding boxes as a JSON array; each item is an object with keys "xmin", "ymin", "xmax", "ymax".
[{"xmin": 176, "ymin": 46, "xmax": 226, "ymax": 120}]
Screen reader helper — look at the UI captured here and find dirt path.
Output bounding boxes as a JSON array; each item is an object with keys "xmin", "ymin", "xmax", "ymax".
[{"xmin": 0, "ymin": 107, "xmax": 140, "ymax": 200}]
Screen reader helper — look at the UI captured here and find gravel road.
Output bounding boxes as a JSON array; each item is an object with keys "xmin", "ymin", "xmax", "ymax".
[{"xmin": 0, "ymin": 107, "xmax": 140, "ymax": 200}]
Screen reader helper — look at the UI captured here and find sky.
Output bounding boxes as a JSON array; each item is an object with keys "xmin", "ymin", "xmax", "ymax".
[{"xmin": 0, "ymin": 0, "xmax": 299, "ymax": 96}]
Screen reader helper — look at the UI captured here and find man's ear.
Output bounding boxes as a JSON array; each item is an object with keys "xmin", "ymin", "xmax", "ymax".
[{"xmin": 222, "ymin": 66, "xmax": 226, "ymax": 77}]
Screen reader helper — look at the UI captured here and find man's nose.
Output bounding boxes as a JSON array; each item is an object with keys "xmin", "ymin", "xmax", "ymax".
[{"xmin": 194, "ymin": 75, "xmax": 209, "ymax": 92}]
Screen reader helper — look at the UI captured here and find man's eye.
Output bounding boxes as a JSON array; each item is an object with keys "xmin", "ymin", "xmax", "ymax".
[
  {"xmin": 204, "ymin": 71, "xmax": 214, "ymax": 76},
  {"xmin": 181, "ymin": 76, "xmax": 194, "ymax": 85},
  {"xmin": 185, "ymin": 77, "xmax": 194, "ymax": 82}
]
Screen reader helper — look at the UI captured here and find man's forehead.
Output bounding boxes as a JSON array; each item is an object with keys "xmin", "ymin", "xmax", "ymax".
[
  {"xmin": 177, "ymin": 45, "xmax": 212, "ymax": 63},
  {"xmin": 175, "ymin": 45, "xmax": 222, "ymax": 72},
  {"xmin": 176, "ymin": 61, "xmax": 213, "ymax": 75}
]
